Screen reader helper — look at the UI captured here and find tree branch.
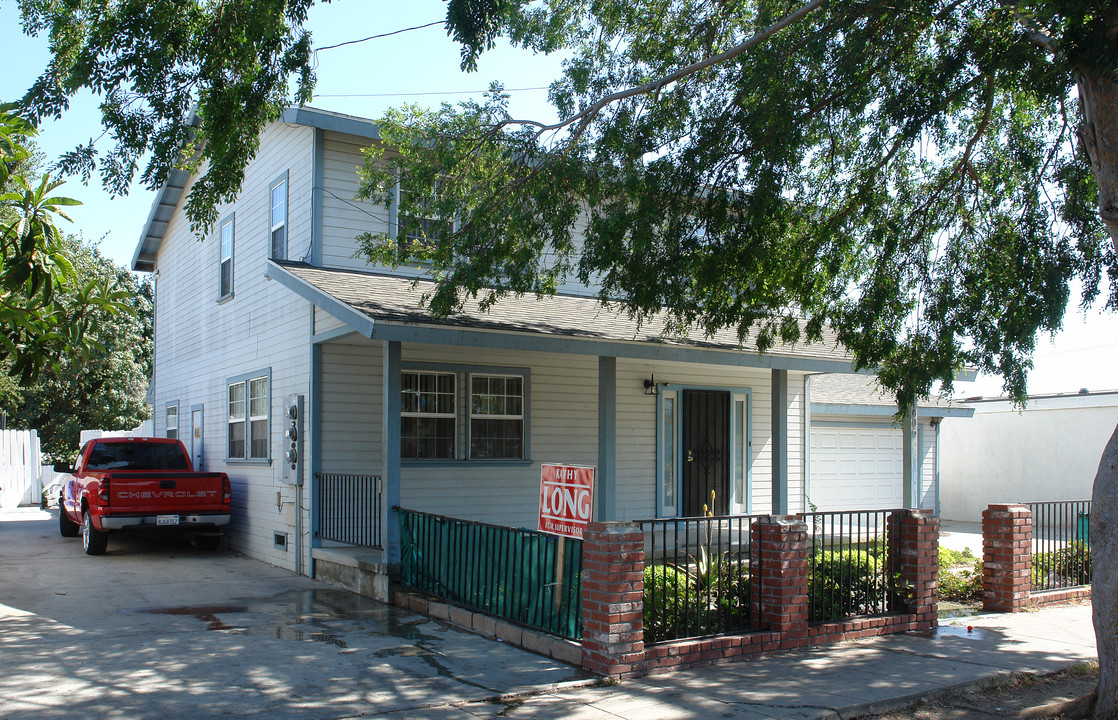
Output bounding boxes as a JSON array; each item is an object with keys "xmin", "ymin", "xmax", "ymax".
[{"xmin": 493, "ymin": 0, "xmax": 830, "ymax": 146}]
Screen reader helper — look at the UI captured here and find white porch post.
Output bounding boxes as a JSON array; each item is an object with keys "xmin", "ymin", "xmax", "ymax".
[
  {"xmin": 597, "ymin": 356, "xmax": 617, "ymax": 521},
  {"xmin": 771, "ymin": 368, "xmax": 789, "ymax": 515},
  {"xmin": 902, "ymin": 402, "xmax": 919, "ymax": 508},
  {"xmin": 383, "ymin": 340, "xmax": 402, "ymax": 563}
]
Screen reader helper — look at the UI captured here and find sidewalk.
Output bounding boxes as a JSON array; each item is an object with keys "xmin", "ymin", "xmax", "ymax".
[{"xmin": 398, "ymin": 602, "xmax": 1097, "ymax": 720}]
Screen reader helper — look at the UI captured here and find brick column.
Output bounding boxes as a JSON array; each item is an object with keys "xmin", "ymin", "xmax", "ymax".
[
  {"xmin": 982, "ymin": 504, "xmax": 1033, "ymax": 612},
  {"xmin": 580, "ymin": 521, "xmax": 645, "ymax": 679},
  {"xmin": 751, "ymin": 516, "xmax": 809, "ymax": 647},
  {"xmin": 888, "ymin": 509, "xmax": 939, "ymax": 628}
]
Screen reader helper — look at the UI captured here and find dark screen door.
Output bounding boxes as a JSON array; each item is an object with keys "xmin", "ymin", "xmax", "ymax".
[{"xmin": 682, "ymin": 390, "xmax": 730, "ymax": 516}]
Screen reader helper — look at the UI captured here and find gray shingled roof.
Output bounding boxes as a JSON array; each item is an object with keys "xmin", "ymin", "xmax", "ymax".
[
  {"xmin": 272, "ymin": 261, "xmax": 859, "ymax": 370},
  {"xmin": 810, "ymin": 373, "xmax": 973, "ymax": 417}
]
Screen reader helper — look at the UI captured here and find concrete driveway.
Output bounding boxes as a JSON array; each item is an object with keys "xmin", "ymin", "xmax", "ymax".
[{"xmin": 0, "ymin": 508, "xmax": 591, "ymax": 719}]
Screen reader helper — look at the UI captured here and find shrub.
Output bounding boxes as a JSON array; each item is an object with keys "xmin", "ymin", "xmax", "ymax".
[
  {"xmin": 808, "ymin": 549, "xmax": 889, "ymax": 622},
  {"xmin": 643, "ymin": 563, "xmax": 690, "ymax": 641},
  {"xmin": 939, "ymin": 560, "xmax": 983, "ymax": 602},
  {"xmin": 1032, "ymin": 541, "xmax": 1091, "ymax": 589}
]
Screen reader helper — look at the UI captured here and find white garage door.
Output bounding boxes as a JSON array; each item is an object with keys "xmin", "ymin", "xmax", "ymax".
[{"xmin": 809, "ymin": 425, "xmax": 904, "ymax": 512}]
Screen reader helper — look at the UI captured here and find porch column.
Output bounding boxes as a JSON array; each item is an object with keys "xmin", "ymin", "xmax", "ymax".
[
  {"xmin": 771, "ymin": 369, "xmax": 789, "ymax": 514},
  {"xmin": 902, "ymin": 403, "xmax": 918, "ymax": 508},
  {"xmin": 383, "ymin": 340, "xmax": 402, "ymax": 564},
  {"xmin": 597, "ymin": 356, "xmax": 617, "ymax": 521}
]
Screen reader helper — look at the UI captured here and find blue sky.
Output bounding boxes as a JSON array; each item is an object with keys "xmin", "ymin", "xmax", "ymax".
[{"xmin": 2, "ymin": 1, "xmax": 1115, "ymax": 398}]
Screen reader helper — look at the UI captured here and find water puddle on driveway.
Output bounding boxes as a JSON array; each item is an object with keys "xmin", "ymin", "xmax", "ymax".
[
  {"xmin": 131, "ymin": 587, "xmax": 593, "ymax": 689},
  {"xmin": 935, "ymin": 623, "xmax": 989, "ymax": 640}
]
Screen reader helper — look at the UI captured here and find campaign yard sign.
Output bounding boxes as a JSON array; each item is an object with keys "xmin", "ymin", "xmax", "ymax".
[{"xmin": 538, "ymin": 463, "xmax": 596, "ymax": 539}]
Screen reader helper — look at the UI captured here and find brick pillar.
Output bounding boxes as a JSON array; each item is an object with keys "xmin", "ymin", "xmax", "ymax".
[
  {"xmin": 888, "ymin": 509, "xmax": 939, "ymax": 629},
  {"xmin": 580, "ymin": 521, "xmax": 645, "ymax": 679},
  {"xmin": 751, "ymin": 516, "xmax": 809, "ymax": 647},
  {"xmin": 982, "ymin": 504, "xmax": 1033, "ymax": 612}
]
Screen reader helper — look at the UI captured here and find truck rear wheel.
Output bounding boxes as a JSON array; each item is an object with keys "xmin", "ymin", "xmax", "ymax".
[
  {"xmin": 82, "ymin": 510, "xmax": 108, "ymax": 555},
  {"xmin": 59, "ymin": 502, "xmax": 79, "ymax": 537}
]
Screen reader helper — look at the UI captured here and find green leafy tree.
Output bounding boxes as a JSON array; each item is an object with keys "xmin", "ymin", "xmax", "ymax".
[
  {"xmin": 355, "ymin": 3, "xmax": 1118, "ymax": 710},
  {"xmin": 1, "ymin": 111, "xmax": 132, "ymax": 383},
  {"xmin": 4, "ymin": 236, "xmax": 152, "ymax": 464}
]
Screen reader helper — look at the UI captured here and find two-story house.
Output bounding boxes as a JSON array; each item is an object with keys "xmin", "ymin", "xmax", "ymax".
[{"xmin": 132, "ymin": 106, "xmax": 864, "ymax": 579}]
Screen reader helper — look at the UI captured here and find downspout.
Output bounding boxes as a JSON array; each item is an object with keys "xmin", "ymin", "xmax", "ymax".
[{"xmin": 151, "ymin": 267, "xmax": 159, "ymax": 434}]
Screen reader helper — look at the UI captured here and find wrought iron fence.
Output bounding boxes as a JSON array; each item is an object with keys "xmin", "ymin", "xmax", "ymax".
[
  {"xmin": 1027, "ymin": 500, "xmax": 1091, "ymax": 592},
  {"xmin": 800, "ymin": 510, "xmax": 898, "ymax": 623},
  {"xmin": 315, "ymin": 473, "xmax": 382, "ymax": 548},
  {"xmin": 396, "ymin": 508, "xmax": 583, "ymax": 640},
  {"xmin": 638, "ymin": 514, "xmax": 760, "ymax": 644}
]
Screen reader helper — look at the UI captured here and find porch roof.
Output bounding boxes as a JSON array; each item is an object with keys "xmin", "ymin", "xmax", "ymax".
[{"xmin": 268, "ymin": 260, "xmax": 862, "ymax": 374}]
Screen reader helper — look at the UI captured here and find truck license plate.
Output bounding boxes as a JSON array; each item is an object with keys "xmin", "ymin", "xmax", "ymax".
[{"xmin": 156, "ymin": 515, "xmax": 180, "ymax": 526}]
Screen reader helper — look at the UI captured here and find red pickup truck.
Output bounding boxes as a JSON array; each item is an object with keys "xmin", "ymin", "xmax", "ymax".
[{"xmin": 56, "ymin": 437, "xmax": 231, "ymax": 555}]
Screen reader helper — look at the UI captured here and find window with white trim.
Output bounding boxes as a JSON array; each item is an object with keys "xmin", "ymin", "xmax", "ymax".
[
  {"xmin": 469, "ymin": 374, "xmax": 524, "ymax": 459},
  {"xmin": 219, "ymin": 214, "xmax": 234, "ymax": 298},
  {"xmin": 228, "ymin": 373, "xmax": 269, "ymax": 460},
  {"xmin": 401, "ymin": 367, "xmax": 528, "ymax": 461},
  {"xmin": 269, "ymin": 174, "xmax": 287, "ymax": 260},
  {"xmin": 166, "ymin": 404, "xmax": 179, "ymax": 440},
  {"xmin": 401, "ymin": 371, "xmax": 456, "ymax": 459}
]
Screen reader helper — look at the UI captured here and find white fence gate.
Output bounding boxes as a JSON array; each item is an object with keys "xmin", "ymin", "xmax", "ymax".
[{"xmin": 0, "ymin": 429, "xmax": 43, "ymax": 509}]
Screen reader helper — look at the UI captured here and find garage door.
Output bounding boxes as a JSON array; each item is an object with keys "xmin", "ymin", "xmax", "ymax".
[{"xmin": 809, "ymin": 425, "xmax": 903, "ymax": 512}]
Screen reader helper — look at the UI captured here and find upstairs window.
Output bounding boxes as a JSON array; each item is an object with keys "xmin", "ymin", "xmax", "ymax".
[
  {"xmin": 219, "ymin": 214, "xmax": 234, "ymax": 298},
  {"xmin": 269, "ymin": 173, "xmax": 287, "ymax": 260},
  {"xmin": 393, "ymin": 177, "xmax": 453, "ymax": 255}
]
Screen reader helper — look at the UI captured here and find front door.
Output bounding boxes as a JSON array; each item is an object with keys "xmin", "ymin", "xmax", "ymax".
[
  {"xmin": 191, "ymin": 408, "xmax": 204, "ymax": 471},
  {"xmin": 682, "ymin": 390, "xmax": 730, "ymax": 516}
]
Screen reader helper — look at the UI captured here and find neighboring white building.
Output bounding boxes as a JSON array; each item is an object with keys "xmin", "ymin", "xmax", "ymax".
[
  {"xmin": 939, "ymin": 389, "xmax": 1118, "ymax": 522},
  {"xmin": 807, "ymin": 374, "xmax": 973, "ymax": 514},
  {"xmin": 133, "ymin": 106, "xmax": 873, "ymax": 577}
]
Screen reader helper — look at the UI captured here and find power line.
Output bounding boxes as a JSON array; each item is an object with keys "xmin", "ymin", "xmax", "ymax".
[
  {"xmin": 314, "ymin": 21, "xmax": 444, "ymax": 53},
  {"xmin": 315, "ymin": 86, "xmax": 550, "ymax": 99}
]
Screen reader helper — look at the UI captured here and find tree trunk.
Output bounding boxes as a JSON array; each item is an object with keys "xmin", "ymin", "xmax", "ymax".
[
  {"xmin": 1092, "ymin": 423, "xmax": 1118, "ymax": 719},
  {"xmin": 1076, "ymin": 65, "xmax": 1118, "ymax": 249}
]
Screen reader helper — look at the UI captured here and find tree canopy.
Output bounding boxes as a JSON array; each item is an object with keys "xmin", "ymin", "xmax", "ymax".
[
  {"xmin": 353, "ymin": 0, "xmax": 1118, "ymax": 410},
  {"xmin": 2, "ymin": 235, "xmax": 152, "ymax": 463},
  {"xmin": 0, "ymin": 110, "xmax": 132, "ymax": 382}
]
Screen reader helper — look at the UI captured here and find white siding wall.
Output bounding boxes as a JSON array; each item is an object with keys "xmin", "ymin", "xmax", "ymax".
[{"xmin": 152, "ymin": 121, "xmax": 315, "ymax": 571}]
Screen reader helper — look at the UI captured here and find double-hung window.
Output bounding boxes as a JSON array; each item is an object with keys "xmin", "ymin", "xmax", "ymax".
[
  {"xmin": 166, "ymin": 403, "xmax": 179, "ymax": 440},
  {"xmin": 219, "ymin": 213, "xmax": 234, "ymax": 298},
  {"xmin": 269, "ymin": 173, "xmax": 287, "ymax": 260},
  {"xmin": 469, "ymin": 375, "xmax": 524, "ymax": 459},
  {"xmin": 401, "ymin": 371, "xmax": 456, "ymax": 459},
  {"xmin": 228, "ymin": 371, "xmax": 270, "ymax": 461},
  {"xmin": 401, "ymin": 367, "xmax": 528, "ymax": 461}
]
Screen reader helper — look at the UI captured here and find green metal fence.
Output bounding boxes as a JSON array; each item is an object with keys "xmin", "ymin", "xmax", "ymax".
[{"xmin": 396, "ymin": 507, "xmax": 583, "ymax": 640}]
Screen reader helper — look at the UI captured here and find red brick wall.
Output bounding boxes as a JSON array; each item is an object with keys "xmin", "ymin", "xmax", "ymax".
[
  {"xmin": 580, "ymin": 522, "xmax": 645, "ymax": 678},
  {"xmin": 982, "ymin": 504, "xmax": 1032, "ymax": 612},
  {"xmin": 582, "ymin": 512, "xmax": 941, "ymax": 678}
]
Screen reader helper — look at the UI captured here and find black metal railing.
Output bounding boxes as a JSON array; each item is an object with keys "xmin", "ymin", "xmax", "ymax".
[
  {"xmin": 801, "ymin": 510, "xmax": 898, "ymax": 623},
  {"xmin": 1027, "ymin": 500, "xmax": 1091, "ymax": 592},
  {"xmin": 639, "ymin": 514, "xmax": 760, "ymax": 644},
  {"xmin": 315, "ymin": 473, "xmax": 382, "ymax": 548},
  {"xmin": 396, "ymin": 508, "xmax": 583, "ymax": 640}
]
